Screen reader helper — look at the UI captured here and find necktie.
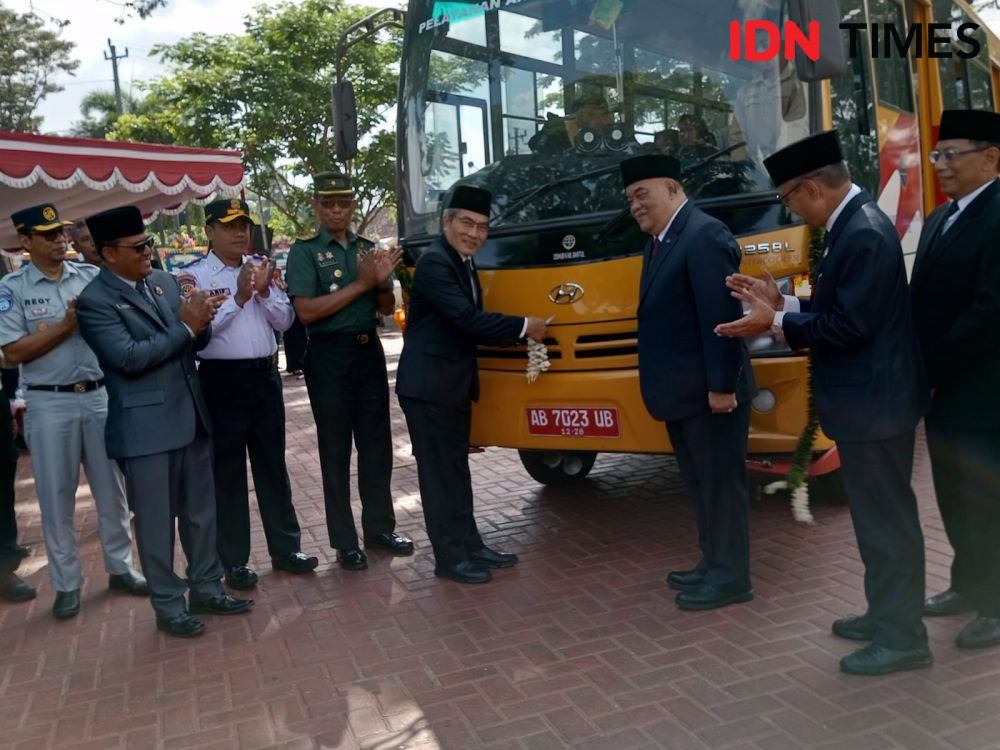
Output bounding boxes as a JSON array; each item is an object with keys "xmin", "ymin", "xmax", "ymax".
[
  {"xmin": 650, "ymin": 236, "xmax": 661, "ymax": 259},
  {"xmin": 465, "ymin": 259, "xmax": 477, "ymax": 304},
  {"xmin": 135, "ymin": 280, "xmax": 163, "ymax": 322},
  {"xmin": 938, "ymin": 201, "xmax": 960, "ymax": 238}
]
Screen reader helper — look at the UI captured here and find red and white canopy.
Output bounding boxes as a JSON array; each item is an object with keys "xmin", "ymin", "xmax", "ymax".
[{"xmin": 0, "ymin": 131, "xmax": 244, "ymax": 249}]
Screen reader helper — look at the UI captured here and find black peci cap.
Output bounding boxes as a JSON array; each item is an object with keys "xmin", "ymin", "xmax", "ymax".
[
  {"xmin": 937, "ymin": 109, "xmax": 1000, "ymax": 143},
  {"xmin": 763, "ymin": 131, "xmax": 844, "ymax": 187},
  {"xmin": 619, "ymin": 154, "xmax": 681, "ymax": 188},
  {"xmin": 445, "ymin": 185, "xmax": 492, "ymax": 216},
  {"xmin": 86, "ymin": 205, "xmax": 145, "ymax": 250}
]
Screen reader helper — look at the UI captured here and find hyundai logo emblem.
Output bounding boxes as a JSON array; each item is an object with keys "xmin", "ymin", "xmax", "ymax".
[{"xmin": 549, "ymin": 283, "xmax": 584, "ymax": 304}]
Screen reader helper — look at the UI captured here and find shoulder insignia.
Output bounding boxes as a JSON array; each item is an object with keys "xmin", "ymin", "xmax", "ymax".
[
  {"xmin": 0, "ymin": 287, "xmax": 12, "ymax": 314},
  {"xmin": 176, "ymin": 273, "xmax": 197, "ymax": 300},
  {"xmin": 176, "ymin": 257, "xmax": 204, "ymax": 270}
]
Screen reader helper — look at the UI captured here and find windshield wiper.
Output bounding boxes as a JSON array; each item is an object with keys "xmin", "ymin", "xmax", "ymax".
[
  {"xmin": 592, "ymin": 142, "xmax": 749, "ymax": 243},
  {"xmin": 491, "ymin": 163, "xmax": 621, "ymax": 226}
]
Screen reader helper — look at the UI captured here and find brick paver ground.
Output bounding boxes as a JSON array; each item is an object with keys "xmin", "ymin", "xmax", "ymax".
[{"xmin": 2, "ymin": 329, "xmax": 999, "ymax": 750}]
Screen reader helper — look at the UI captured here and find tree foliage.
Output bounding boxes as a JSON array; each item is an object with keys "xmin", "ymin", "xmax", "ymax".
[
  {"xmin": 110, "ymin": 0, "xmax": 401, "ymax": 236},
  {"xmin": 0, "ymin": 4, "xmax": 78, "ymax": 132},
  {"xmin": 71, "ymin": 89, "xmax": 154, "ymax": 139}
]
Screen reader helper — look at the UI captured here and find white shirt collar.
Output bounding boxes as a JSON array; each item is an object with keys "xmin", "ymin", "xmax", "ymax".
[
  {"xmin": 826, "ymin": 183, "xmax": 862, "ymax": 232},
  {"xmin": 112, "ymin": 270, "xmax": 142, "ymax": 289},
  {"xmin": 656, "ymin": 199, "xmax": 689, "ymax": 241},
  {"xmin": 953, "ymin": 177, "xmax": 998, "ymax": 214}
]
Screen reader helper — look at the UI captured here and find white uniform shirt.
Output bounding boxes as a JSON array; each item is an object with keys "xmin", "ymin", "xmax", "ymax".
[{"xmin": 176, "ymin": 252, "xmax": 295, "ymax": 360}]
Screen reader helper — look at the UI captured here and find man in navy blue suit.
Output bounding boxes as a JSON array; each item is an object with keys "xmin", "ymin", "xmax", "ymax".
[
  {"xmin": 396, "ymin": 186, "xmax": 548, "ymax": 584},
  {"xmin": 620, "ymin": 155, "xmax": 757, "ymax": 612},
  {"xmin": 717, "ymin": 131, "xmax": 930, "ymax": 676}
]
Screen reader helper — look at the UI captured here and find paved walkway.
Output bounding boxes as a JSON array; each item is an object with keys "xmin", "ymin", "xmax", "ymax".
[{"xmin": 2, "ymin": 330, "xmax": 999, "ymax": 750}]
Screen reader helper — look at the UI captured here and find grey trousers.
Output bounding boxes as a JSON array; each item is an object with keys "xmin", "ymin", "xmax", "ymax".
[
  {"xmin": 25, "ymin": 389, "xmax": 137, "ymax": 592},
  {"xmin": 120, "ymin": 435, "xmax": 224, "ymax": 618}
]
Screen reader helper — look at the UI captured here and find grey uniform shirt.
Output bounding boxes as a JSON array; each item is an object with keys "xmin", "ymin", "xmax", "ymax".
[{"xmin": 0, "ymin": 262, "xmax": 103, "ymax": 386}]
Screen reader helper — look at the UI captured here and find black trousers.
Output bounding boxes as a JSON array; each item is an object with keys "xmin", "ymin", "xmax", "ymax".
[
  {"xmin": 398, "ymin": 396, "xmax": 483, "ymax": 567},
  {"xmin": 283, "ymin": 317, "xmax": 307, "ymax": 372},
  {"xmin": 665, "ymin": 403, "xmax": 752, "ymax": 588},
  {"xmin": 0, "ymin": 397, "xmax": 20, "ymax": 574},
  {"xmin": 304, "ymin": 334, "xmax": 395, "ymax": 549},
  {"xmin": 199, "ymin": 360, "xmax": 302, "ymax": 568},
  {"xmin": 838, "ymin": 430, "xmax": 928, "ymax": 649},
  {"xmin": 925, "ymin": 422, "xmax": 1000, "ymax": 617}
]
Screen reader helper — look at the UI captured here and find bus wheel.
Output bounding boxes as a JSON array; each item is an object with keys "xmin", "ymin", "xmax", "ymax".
[{"xmin": 518, "ymin": 450, "xmax": 597, "ymax": 486}]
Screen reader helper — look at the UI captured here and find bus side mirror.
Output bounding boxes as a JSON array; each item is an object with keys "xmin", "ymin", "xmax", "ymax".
[
  {"xmin": 332, "ymin": 80, "xmax": 359, "ymax": 161},
  {"xmin": 789, "ymin": 0, "xmax": 847, "ymax": 81}
]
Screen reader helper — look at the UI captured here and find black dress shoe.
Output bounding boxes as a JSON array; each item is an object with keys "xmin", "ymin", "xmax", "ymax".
[
  {"xmin": 224, "ymin": 566, "xmax": 259, "ymax": 590},
  {"xmin": 156, "ymin": 612, "xmax": 205, "ymax": 638},
  {"xmin": 956, "ymin": 617, "xmax": 1000, "ymax": 650},
  {"xmin": 1, "ymin": 573, "xmax": 36, "ymax": 602},
  {"xmin": 840, "ymin": 643, "xmax": 933, "ymax": 676},
  {"xmin": 364, "ymin": 532, "xmax": 415, "ymax": 555},
  {"xmin": 272, "ymin": 552, "xmax": 319, "ymax": 574},
  {"xmin": 469, "ymin": 547, "xmax": 518, "ymax": 569},
  {"xmin": 666, "ymin": 569, "xmax": 704, "ymax": 591},
  {"xmin": 832, "ymin": 614, "xmax": 875, "ymax": 641},
  {"xmin": 676, "ymin": 583, "xmax": 754, "ymax": 611},
  {"xmin": 924, "ymin": 589, "xmax": 973, "ymax": 617},
  {"xmin": 434, "ymin": 561, "xmax": 491, "ymax": 584},
  {"xmin": 337, "ymin": 548, "xmax": 368, "ymax": 570},
  {"xmin": 52, "ymin": 589, "xmax": 81, "ymax": 619},
  {"xmin": 189, "ymin": 593, "xmax": 254, "ymax": 616},
  {"xmin": 109, "ymin": 572, "xmax": 150, "ymax": 596}
]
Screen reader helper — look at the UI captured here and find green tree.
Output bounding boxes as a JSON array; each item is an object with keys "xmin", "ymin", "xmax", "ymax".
[
  {"xmin": 71, "ymin": 89, "xmax": 153, "ymax": 139},
  {"xmin": 111, "ymin": 0, "xmax": 401, "ymax": 236},
  {"xmin": 0, "ymin": 4, "xmax": 78, "ymax": 132}
]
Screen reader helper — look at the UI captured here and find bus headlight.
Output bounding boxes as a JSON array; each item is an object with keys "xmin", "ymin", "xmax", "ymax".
[{"xmin": 751, "ymin": 389, "xmax": 777, "ymax": 413}]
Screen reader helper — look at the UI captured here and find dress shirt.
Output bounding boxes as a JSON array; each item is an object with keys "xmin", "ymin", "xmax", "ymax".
[{"xmin": 182, "ymin": 252, "xmax": 295, "ymax": 359}]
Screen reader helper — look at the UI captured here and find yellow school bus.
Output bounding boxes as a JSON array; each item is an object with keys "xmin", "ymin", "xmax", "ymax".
[{"xmin": 340, "ymin": 0, "xmax": 999, "ymax": 484}]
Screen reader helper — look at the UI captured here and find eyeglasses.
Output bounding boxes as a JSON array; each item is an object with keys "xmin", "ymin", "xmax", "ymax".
[
  {"xmin": 929, "ymin": 147, "xmax": 988, "ymax": 164},
  {"xmin": 777, "ymin": 182, "xmax": 803, "ymax": 205},
  {"xmin": 454, "ymin": 216, "xmax": 490, "ymax": 234},
  {"xmin": 318, "ymin": 198, "xmax": 354, "ymax": 210},
  {"xmin": 114, "ymin": 237, "xmax": 155, "ymax": 253},
  {"xmin": 31, "ymin": 228, "xmax": 66, "ymax": 242}
]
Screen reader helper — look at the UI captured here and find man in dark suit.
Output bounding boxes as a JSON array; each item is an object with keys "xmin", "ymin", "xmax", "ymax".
[
  {"xmin": 620, "ymin": 155, "xmax": 756, "ymax": 612},
  {"xmin": 396, "ymin": 186, "xmax": 547, "ymax": 584},
  {"xmin": 717, "ymin": 131, "xmax": 930, "ymax": 676},
  {"xmin": 76, "ymin": 206, "xmax": 253, "ymax": 638},
  {"xmin": 910, "ymin": 109, "xmax": 1000, "ymax": 650}
]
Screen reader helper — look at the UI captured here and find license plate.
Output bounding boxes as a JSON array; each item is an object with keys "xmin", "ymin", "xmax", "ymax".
[{"xmin": 526, "ymin": 407, "xmax": 621, "ymax": 438}]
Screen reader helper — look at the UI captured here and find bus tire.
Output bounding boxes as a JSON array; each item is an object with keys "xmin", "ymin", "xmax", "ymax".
[{"xmin": 518, "ymin": 450, "xmax": 597, "ymax": 486}]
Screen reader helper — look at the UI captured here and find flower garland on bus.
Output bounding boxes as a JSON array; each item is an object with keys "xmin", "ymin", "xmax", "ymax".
[{"xmin": 761, "ymin": 226, "xmax": 824, "ymax": 524}]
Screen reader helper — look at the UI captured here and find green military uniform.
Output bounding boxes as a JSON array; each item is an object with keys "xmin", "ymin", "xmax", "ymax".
[{"xmin": 285, "ymin": 172, "xmax": 397, "ymax": 556}]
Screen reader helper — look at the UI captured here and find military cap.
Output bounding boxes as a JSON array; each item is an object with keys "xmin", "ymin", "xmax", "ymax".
[
  {"xmin": 10, "ymin": 203, "xmax": 71, "ymax": 234},
  {"xmin": 313, "ymin": 171, "xmax": 354, "ymax": 196},
  {"xmin": 938, "ymin": 109, "xmax": 1000, "ymax": 143},
  {"xmin": 204, "ymin": 197, "xmax": 255, "ymax": 224},
  {"xmin": 619, "ymin": 154, "xmax": 682, "ymax": 187},
  {"xmin": 86, "ymin": 205, "xmax": 145, "ymax": 250},
  {"xmin": 445, "ymin": 185, "xmax": 492, "ymax": 216},
  {"xmin": 764, "ymin": 131, "xmax": 843, "ymax": 187}
]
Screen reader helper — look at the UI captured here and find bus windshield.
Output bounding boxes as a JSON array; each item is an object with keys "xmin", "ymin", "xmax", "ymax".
[{"xmin": 399, "ymin": 0, "xmax": 814, "ymax": 239}]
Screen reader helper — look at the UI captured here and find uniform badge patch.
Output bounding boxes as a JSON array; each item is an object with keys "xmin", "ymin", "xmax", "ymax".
[
  {"xmin": 0, "ymin": 289, "xmax": 11, "ymax": 314},
  {"xmin": 334, "ymin": 269, "xmax": 343, "ymax": 278},
  {"xmin": 42, "ymin": 206, "xmax": 56, "ymax": 221},
  {"xmin": 36, "ymin": 322, "xmax": 49, "ymax": 332},
  {"xmin": 177, "ymin": 273, "xmax": 197, "ymax": 300}
]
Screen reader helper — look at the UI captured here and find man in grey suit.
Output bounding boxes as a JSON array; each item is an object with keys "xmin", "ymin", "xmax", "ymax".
[{"xmin": 76, "ymin": 205, "xmax": 253, "ymax": 638}]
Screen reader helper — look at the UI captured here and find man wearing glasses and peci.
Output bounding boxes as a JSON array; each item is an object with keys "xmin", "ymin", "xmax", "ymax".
[
  {"xmin": 910, "ymin": 109, "xmax": 1000, "ymax": 650},
  {"xmin": 0, "ymin": 204, "xmax": 146, "ymax": 620}
]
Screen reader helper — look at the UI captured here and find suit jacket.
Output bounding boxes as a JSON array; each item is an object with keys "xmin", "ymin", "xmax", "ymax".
[
  {"xmin": 76, "ymin": 268, "xmax": 212, "ymax": 459},
  {"xmin": 637, "ymin": 202, "xmax": 756, "ymax": 422},
  {"xmin": 395, "ymin": 238, "xmax": 524, "ymax": 408},
  {"xmin": 910, "ymin": 180, "xmax": 1000, "ymax": 431},
  {"xmin": 782, "ymin": 191, "xmax": 928, "ymax": 442}
]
